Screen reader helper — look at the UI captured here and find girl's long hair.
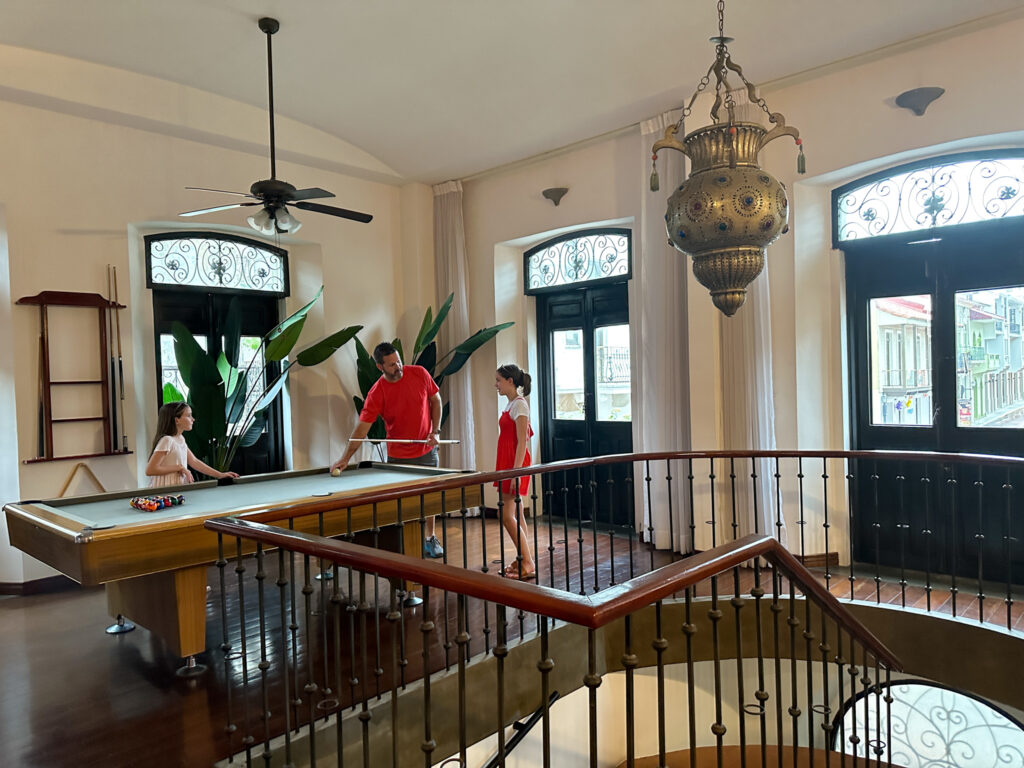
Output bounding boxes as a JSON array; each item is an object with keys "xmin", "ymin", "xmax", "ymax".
[
  {"xmin": 152, "ymin": 401, "xmax": 189, "ymax": 454},
  {"xmin": 497, "ymin": 364, "xmax": 531, "ymax": 397}
]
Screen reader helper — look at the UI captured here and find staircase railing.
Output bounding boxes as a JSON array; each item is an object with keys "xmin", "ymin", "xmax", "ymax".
[{"xmin": 206, "ymin": 517, "xmax": 902, "ymax": 767}]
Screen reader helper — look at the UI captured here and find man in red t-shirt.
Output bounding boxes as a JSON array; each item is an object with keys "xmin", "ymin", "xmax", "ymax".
[{"xmin": 331, "ymin": 342, "xmax": 445, "ymax": 557}]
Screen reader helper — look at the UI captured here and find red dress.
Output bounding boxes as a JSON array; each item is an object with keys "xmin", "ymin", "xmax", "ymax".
[{"xmin": 494, "ymin": 397, "xmax": 533, "ymax": 497}]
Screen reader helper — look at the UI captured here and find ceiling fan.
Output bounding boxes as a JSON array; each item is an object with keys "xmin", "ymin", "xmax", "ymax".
[{"xmin": 180, "ymin": 17, "xmax": 372, "ymax": 234}]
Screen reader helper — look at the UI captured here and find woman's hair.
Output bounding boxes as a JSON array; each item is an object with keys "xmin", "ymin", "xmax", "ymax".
[
  {"xmin": 152, "ymin": 401, "xmax": 189, "ymax": 454},
  {"xmin": 497, "ymin": 364, "xmax": 532, "ymax": 397}
]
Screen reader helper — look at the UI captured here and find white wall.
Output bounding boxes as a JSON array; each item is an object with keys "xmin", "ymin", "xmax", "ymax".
[{"xmin": 0, "ymin": 46, "xmax": 434, "ymax": 584}]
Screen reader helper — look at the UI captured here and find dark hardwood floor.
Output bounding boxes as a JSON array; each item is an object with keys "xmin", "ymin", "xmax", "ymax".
[{"xmin": 2, "ymin": 516, "xmax": 1022, "ymax": 768}]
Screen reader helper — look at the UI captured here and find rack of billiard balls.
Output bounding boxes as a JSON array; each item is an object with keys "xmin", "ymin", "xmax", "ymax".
[{"xmin": 130, "ymin": 494, "xmax": 185, "ymax": 512}]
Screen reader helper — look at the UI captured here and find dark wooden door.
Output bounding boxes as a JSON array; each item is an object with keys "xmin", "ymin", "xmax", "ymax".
[{"xmin": 537, "ymin": 282, "xmax": 633, "ymax": 525}]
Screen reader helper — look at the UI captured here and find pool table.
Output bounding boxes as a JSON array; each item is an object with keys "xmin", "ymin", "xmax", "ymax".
[{"xmin": 3, "ymin": 463, "xmax": 481, "ymax": 657}]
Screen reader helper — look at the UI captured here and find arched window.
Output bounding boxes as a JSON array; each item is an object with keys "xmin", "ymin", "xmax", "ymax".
[{"xmin": 832, "ymin": 680, "xmax": 1024, "ymax": 767}]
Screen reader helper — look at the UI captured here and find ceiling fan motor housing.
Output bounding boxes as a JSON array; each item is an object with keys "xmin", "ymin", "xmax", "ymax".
[{"xmin": 250, "ymin": 178, "xmax": 296, "ymax": 202}]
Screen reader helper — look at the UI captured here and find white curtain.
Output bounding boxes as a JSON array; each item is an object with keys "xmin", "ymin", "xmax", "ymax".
[
  {"xmin": 432, "ymin": 180, "xmax": 476, "ymax": 470},
  {"xmin": 634, "ymin": 112, "xmax": 692, "ymax": 552},
  {"xmin": 720, "ymin": 226, "xmax": 787, "ymax": 546}
]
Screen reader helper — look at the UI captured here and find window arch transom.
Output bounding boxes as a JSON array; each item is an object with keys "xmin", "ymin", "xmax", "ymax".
[{"xmin": 834, "ymin": 152, "xmax": 1024, "ymax": 244}]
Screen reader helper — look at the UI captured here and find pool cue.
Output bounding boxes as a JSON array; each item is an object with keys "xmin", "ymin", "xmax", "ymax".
[
  {"xmin": 112, "ymin": 265, "xmax": 127, "ymax": 451},
  {"xmin": 106, "ymin": 265, "xmax": 119, "ymax": 452},
  {"xmin": 349, "ymin": 438, "xmax": 461, "ymax": 444}
]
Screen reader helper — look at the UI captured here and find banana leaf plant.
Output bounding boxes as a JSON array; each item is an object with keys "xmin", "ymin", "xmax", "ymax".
[
  {"xmin": 353, "ymin": 292, "xmax": 514, "ymax": 439},
  {"xmin": 164, "ymin": 286, "xmax": 361, "ymax": 472}
]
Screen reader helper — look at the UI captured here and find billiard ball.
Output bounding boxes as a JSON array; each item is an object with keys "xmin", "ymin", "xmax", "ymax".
[{"xmin": 331, "ymin": 468, "xmax": 342, "ymax": 477}]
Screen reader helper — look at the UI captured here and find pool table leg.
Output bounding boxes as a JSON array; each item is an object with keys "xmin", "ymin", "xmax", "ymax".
[{"xmin": 105, "ymin": 565, "xmax": 208, "ymax": 658}]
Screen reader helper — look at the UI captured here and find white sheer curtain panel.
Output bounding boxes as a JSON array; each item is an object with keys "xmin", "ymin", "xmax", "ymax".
[
  {"xmin": 432, "ymin": 180, "xmax": 477, "ymax": 471},
  {"xmin": 634, "ymin": 111, "xmax": 692, "ymax": 552},
  {"xmin": 720, "ymin": 262, "xmax": 787, "ymax": 546}
]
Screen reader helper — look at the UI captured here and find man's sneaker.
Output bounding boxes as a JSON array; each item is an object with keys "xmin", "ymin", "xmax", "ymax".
[{"xmin": 423, "ymin": 535, "xmax": 444, "ymax": 559}]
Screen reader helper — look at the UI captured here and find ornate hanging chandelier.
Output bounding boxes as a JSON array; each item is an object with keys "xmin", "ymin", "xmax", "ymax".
[{"xmin": 650, "ymin": 0, "xmax": 805, "ymax": 316}]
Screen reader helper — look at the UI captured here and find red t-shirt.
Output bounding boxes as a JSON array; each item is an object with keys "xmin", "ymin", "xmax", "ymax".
[{"xmin": 359, "ymin": 365, "xmax": 440, "ymax": 459}]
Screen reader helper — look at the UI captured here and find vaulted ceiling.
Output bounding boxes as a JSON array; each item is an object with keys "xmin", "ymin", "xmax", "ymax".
[{"xmin": 3, "ymin": 0, "xmax": 1023, "ymax": 183}]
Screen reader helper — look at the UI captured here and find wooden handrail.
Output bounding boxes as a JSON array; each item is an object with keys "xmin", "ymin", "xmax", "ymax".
[
  {"xmin": 235, "ymin": 448, "xmax": 1024, "ymax": 528},
  {"xmin": 204, "ymin": 519, "xmax": 903, "ymax": 671}
]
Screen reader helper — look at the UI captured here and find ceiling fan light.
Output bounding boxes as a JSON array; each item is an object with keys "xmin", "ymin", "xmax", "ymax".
[
  {"xmin": 247, "ymin": 208, "xmax": 276, "ymax": 236},
  {"xmin": 275, "ymin": 207, "xmax": 301, "ymax": 234}
]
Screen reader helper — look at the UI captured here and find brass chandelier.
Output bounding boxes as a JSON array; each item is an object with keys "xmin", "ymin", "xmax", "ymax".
[{"xmin": 650, "ymin": 0, "xmax": 805, "ymax": 316}]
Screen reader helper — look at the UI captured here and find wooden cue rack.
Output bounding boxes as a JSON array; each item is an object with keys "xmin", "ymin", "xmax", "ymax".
[{"xmin": 16, "ymin": 291, "xmax": 131, "ymax": 463}]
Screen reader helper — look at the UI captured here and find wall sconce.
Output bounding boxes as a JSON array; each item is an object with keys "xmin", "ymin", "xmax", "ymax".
[
  {"xmin": 895, "ymin": 87, "xmax": 945, "ymax": 116},
  {"xmin": 542, "ymin": 187, "xmax": 569, "ymax": 206}
]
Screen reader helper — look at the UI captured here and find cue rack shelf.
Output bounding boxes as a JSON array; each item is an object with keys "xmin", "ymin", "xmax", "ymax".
[{"xmin": 17, "ymin": 290, "xmax": 132, "ymax": 464}]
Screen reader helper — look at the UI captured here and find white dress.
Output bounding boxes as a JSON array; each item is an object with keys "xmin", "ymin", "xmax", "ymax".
[{"xmin": 147, "ymin": 435, "xmax": 192, "ymax": 488}]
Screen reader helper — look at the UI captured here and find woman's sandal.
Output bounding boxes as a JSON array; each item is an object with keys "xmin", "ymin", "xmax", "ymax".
[{"xmin": 503, "ymin": 563, "xmax": 536, "ymax": 581}]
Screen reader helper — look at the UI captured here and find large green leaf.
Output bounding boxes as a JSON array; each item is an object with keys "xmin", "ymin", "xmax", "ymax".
[
  {"xmin": 239, "ymin": 412, "xmax": 266, "ymax": 448},
  {"xmin": 252, "ymin": 361, "xmax": 293, "ymax": 412},
  {"xmin": 182, "ymin": 343, "xmax": 226, "ymax": 467},
  {"xmin": 265, "ymin": 316, "xmax": 306, "ymax": 362},
  {"xmin": 170, "ymin": 321, "xmax": 207, "ymax": 388},
  {"xmin": 267, "ymin": 286, "xmax": 324, "ymax": 341},
  {"xmin": 353, "ymin": 396, "xmax": 385, "ymax": 441},
  {"xmin": 295, "ymin": 325, "xmax": 362, "ymax": 367},
  {"xmin": 436, "ymin": 322, "xmax": 515, "ymax": 381},
  {"xmin": 414, "ymin": 340, "xmax": 437, "ymax": 377},
  {"xmin": 391, "ymin": 337, "xmax": 404, "ymax": 362},
  {"xmin": 162, "ymin": 382, "xmax": 185, "ymax": 405},
  {"xmin": 224, "ymin": 370, "xmax": 248, "ymax": 423},
  {"xmin": 417, "ymin": 293, "xmax": 453, "ymax": 354},
  {"xmin": 412, "ymin": 306, "xmax": 433, "ymax": 357},
  {"xmin": 440, "ymin": 400, "xmax": 450, "ymax": 430},
  {"xmin": 222, "ymin": 297, "xmax": 243, "ymax": 368},
  {"xmin": 355, "ymin": 338, "xmax": 381, "ymax": 397}
]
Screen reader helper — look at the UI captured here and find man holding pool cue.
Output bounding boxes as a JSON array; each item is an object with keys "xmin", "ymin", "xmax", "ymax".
[{"xmin": 330, "ymin": 342, "xmax": 446, "ymax": 558}]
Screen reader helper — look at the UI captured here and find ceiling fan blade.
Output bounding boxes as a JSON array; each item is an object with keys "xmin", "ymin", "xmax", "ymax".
[
  {"xmin": 293, "ymin": 201, "xmax": 373, "ymax": 224},
  {"xmin": 288, "ymin": 187, "xmax": 334, "ymax": 202},
  {"xmin": 185, "ymin": 186, "xmax": 257, "ymax": 199},
  {"xmin": 179, "ymin": 202, "xmax": 262, "ymax": 217}
]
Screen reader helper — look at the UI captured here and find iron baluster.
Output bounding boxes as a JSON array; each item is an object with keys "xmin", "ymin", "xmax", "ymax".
[
  {"xmin": 494, "ymin": 603, "xmax": 508, "ymax": 767},
  {"xmin": 896, "ymin": 469, "xmax": 908, "ymax": 608},
  {"xmin": 645, "ymin": 459, "xmax": 655, "ymax": 571},
  {"xmin": 975, "ymin": 466, "xmax": 986, "ymax": 623},
  {"xmin": 623, "ymin": 614, "xmax": 637, "ymax": 767},
  {"xmin": 561, "ymin": 472, "xmax": 571, "ymax": 593},
  {"xmin": 576, "ymin": 468, "xmax": 586, "ymax": 596},
  {"xmin": 818, "ymin": 613, "xmax": 833, "ymax": 768},
  {"xmin": 749, "ymin": 557, "xmax": 769, "ymax": 768},
  {"xmin": 771, "ymin": 567, "xmax": 784, "ymax": 768},
  {"xmin": 730, "ymin": 457, "xmax": 739, "ymax": 543},
  {"xmin": 236, "ymin": 538, "xmax": 254, "ymax": 760},
  {"xmin": 456, "ymin": 595, "xmax": 470, "ymax": 766},
  {"xmin": 797, "ymin": 456, "xmax": 806, "ymax": 563},
  {"xmin": 948, "ymin": 467, "xmax": 959, "ymax": 618},
  {"xmin": 921, "ymin": 469, "xmax": 933, "ymax": 612},
  {"xmin": 215, "ymin": 534, "xmax": 236, "ymax": 755},
  {"xmin": 731, "ymin": 566, "xmax": 747, "ymax": 767},
  {"xmin": 687, "ymin": 458, "xmax": 696, "ymax": 560},
  {"xmin": 387, "ymin": 584, "xmax": 400, "ymax": 768},
  {"xmin": 846, "ymin": 464, "xmax": 856, "ymax": 601},
  {"xmin": 683, "ymin": 588, "xmax": 698, "ymax": 768},
  {"xmin": 626, "ymin": 473, "xmax": 636, "ymax": 579},
  {"xmin": 589, "ymin": 467, "xmax": 599, "ymax": 592},
  {"xmin": 1004, "ymin": 469, "xmax": 1015, "ymax": 631},
  {"xmin": 710, "ymin": 575, "xmax": 726, "ymax": 765},
  {"xmin": 420, "ymin": 585, "xmax": 436, "ymax": 767},
  {"xmin": 788, "ymin": 580, "xmax": 801, "ymax": 761},
  {"xmin": 871, "ymin": 463, "xmax": 881, "ymax": 604},
  {"xmin": 823, "ymin": 458, "xmax": 832, "ymax": 592},
  {"xmin": 708, "ymin": 457, "xmax": 718, "ymax": 548},
  {"xmin": 371, "ymin": 504, "xmax": 384, "ymax": 699},
  {"xmin": 255, "ymin": 544, "xmax": 273, "ymax": 764},
  {"xmin": 277, "ymin": 547, "xmax": 294, "ymax": 764},
  {"xmin": 544, "ymin": 482, "xmax": 556, "ymax": 589},
  {"xmin": 607, "ymin": 469, "xmax": 617, "ymax": 586},
  {"xmin": 584, "ymin": 629, "xmax": 602, "ymax": 768},
  {"xmin": 804, "ymin": 590, "xmax": 816, "ymax": 767},
  {"xmin": 653, "ymin": 601, "xmax": 668, "ymax": 768},
  {"xmin": 301, "ymin": 554, "xmax": 318, "ymax": 763}
]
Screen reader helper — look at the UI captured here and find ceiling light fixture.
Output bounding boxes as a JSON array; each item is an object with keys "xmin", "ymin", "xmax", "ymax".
[{"xmin": 650, "ymin": 0, "xmax": 805, "ymax": 316}]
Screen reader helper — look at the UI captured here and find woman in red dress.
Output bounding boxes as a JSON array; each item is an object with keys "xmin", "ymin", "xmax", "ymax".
[{"xmin": 494, "ymin": 363, "xmax": 535, "ymax": 579}]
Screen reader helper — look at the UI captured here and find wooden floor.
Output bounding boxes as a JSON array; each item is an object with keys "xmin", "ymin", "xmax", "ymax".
[{"xmin": 2, "ymin": 516, "xmax": 1022, "ymax": 768}]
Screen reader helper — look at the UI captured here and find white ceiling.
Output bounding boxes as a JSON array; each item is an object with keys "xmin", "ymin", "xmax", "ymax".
[{"xmin": 3, "ymin": 0, "xmax": 1023, "ymax": 184}]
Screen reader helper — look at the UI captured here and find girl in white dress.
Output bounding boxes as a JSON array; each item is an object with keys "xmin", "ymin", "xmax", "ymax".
[{"xmin": 145, "ymin": 401, "xmax": 239, "ymax": 487}]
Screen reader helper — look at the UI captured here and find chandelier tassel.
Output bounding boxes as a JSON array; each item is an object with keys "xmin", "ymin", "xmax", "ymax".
[
  {"xmin": 796, "ymin": 138, "xmax": 806, "ymax": 175},
  {"xmin": 650, "ymin": 153, "xmax": 660, "ymax": 192}
]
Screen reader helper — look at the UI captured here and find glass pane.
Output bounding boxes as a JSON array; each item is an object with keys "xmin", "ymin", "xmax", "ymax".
[
  {"xmin": 836, "ymin": 154, "xmax": 1024, "ymax": 242},
  {"xmin": 955, "ymin": 287, "xmax": 1024, "ymax": 428},
  {"xmin": 160, "ymin": 333, "xmax": 208, "ymax": 401},
  {"xmin": 552, "ymin": 329, "xmax": 584, "ymax": 420},
  {"xmin": 595, "ymin": 324, "xmax": 631, "ymax": 422},
  {"xmin": 149, "ymin": 236, "xmax": 286, "ymax": 294},
  {"xmin": 868, "ymin": 296, "xmax": 933, "ymax": 426}
]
